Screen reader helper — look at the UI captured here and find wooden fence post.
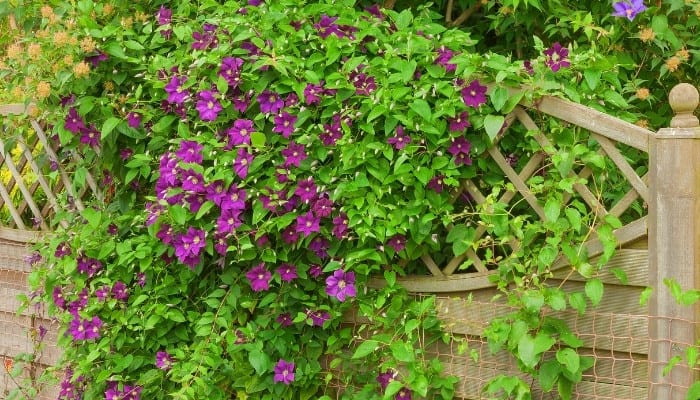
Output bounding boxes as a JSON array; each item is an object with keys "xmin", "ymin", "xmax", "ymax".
[{"xmin": 648, "ymin": 83, "xmax": 700, "ymax": 399}]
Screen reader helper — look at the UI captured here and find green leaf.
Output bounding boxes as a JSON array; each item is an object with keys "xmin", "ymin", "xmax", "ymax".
[
  {"xmin": 384, "ymin": 270, "xmax": 396, "ymax": 287},
  {"xmin": 686, "ymin": 381, "xmax": 700, "ymax": 400},
  {"xmin": 558, "ymin": 378, "xmax": 573, "ymax": 400},
  {"xmin": 251, "ymin": 132, "xmax": 266, "ymax": 148},
  {"xmin": 447, "ymin": 224, "xmax": 468, "ymax": 243},
  {"xmin": 489, "ymin": 86, "xmax": 509, "ymax": 112},
  {"xmin": 248, "ymin": 350, "xmax": 271, "ymax": 375},
  {"xmin": 101, "ymin": 117, "xmax": 121, "ymax": 141},
  {"xmin": 583, "ymin": 69, "xmax": 601, "ymax": 90},
  {"xmin": 569, "ymin": 292, "xmax": 587, "ymax": 314},
  {"xmin": 390, "ymin": 341, "xmax": 415, "ymax": 362},
  {"xmin": 518, "ymin": 333, "xmax": 555, "ymax": 369},
  {"xmin": 538, "ymin": 359, "xmax": 560, "ymax": 392},
  {"xmin": 639, "ymin": 287, "xmax": 653, "ymax": 306},
  {"xmin": 544, "ymin": 198, "xmax": 561, "ymax": 222},
  {"xmin": 82, "ymin": 208, "xmax": 101, "ymax": 230},
  {"xmin": 483, "ymin": 115, "xmax": 505, "ymax": 141},
  {"xmin": 556, "ymin": 348, "xmax": 580, "ymax": 375},
  {"xmin": 170, "ymin": 205, "xmax": 188, "ymax": 225},
  {"xmin": 585, "ymin": 278, "xmax": 604, "ymax": 306},
  {"xmin": 352, "ymin": 340, "xmax": 379, "ymax": 359},
  {"xmin": 409, "ymin": 99, "xmax": 432, "ymax": 122},
  {"xmin": 522, "ymin": 290, "xmax": 544, "ymax": 313}
]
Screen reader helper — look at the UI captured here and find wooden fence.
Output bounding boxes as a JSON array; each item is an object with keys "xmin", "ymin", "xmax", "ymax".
[{"xmin": 1, "ymin": 84, "xmax": 699, "ymax": 399}]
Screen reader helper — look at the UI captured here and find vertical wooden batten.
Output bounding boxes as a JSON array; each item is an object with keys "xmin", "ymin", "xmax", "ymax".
[{"xmin": 648, "ymin": 83, "xmax": 700, "ymax": 399}]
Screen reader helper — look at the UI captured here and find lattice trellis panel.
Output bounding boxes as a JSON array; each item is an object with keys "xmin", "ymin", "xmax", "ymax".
[
  {"xmin": 395, "ymin": 97, "xmax": 653, "ymax": 293},
  {"xmin": 0, "ymin": 105, "xmax": 103, "ymax": 230}
]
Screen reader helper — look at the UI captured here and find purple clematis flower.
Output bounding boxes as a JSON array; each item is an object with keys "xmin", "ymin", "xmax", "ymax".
[
  {"xmin": 273, "ymin": 359, "xmax": 295, "ymax": 385},
  {"xmin": 325, "ymin": 269, "xmax": 356, "ymax": 302},
  {"xmin": 612, "ymin": 0, "xmax": 646, "ymax": 21},
  {"xmin": 246, "ymin": 263, "xmax": 272, "ymax": 292},
  {"xmin": 544, "ymin": 42, "xmax": 570, "ymax": 72},
  {"xmin": 195, "ymin": 90, "xmax": 222, "ymax": 121}
]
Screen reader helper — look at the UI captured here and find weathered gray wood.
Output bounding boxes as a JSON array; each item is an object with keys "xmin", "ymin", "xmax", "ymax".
[
  {"xmin": 521, "ymin": 94, "xmax": 652, "ymax": 152},
  {"xmin": 0, "ymin": 227, "xmax": 41, "ymax": 243},
  {"xmin": 647, "ymin": 83, "xmax": 700, "ymax": 399},
  {"xmin": 0, "ymin": 103, "xmax": 36, "ymax": 116}
]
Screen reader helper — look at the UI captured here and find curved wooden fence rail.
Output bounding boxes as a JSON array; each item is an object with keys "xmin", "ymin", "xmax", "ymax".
[{"xmin": 1, "ymin": 84, "xmax": 699, "ymax": 399}]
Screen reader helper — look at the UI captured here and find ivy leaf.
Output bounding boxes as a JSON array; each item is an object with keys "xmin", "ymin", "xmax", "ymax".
[
  {"xmin": 544, "ymin": 198, "xmax": 561, "ymax": 222},
  {"xmin": 538, "ymin": 359, "xmax": 560, "ymax": 392},
  {"xmin": 101, "ymin": 117, "xmax": 121, "ymax": 141},
  {"xmin": 687, "ymin": 382, "xmax": 700, "ymax": 400},
  {"xmin": 556, "ymin": 348, "xmax": 580, "ymax": 375},
  {"xmin": 248, "ymin": 350, "xmax": 271, "ymax": 375},
  {"xmin": 352, "ymin": 340, "xmax": 379, "ymax": 359},
  {"xmin": 409, "ymin": 99, "xmax": 432, "ymax": 122},
  {"xmin": 585, "ymin": 278, "xmax": 604, "ymax": 306},
  {"xmin": 251, "ymin": 132, "xmax": 266, "ymax": 148},
  {"xmin": 390, "ymin": 341, "xmax": 415, "ymax": 362},
  {"xmin": 489, "ymin": 86, "xmax": 509, "ymax": 112},
  {"xmin": 517, "ymin": 333, "xmax": 554, "ymax": 369},
  {"xmin": 483, "ymin": 114, "xmax": 505, "ymax": 141}
]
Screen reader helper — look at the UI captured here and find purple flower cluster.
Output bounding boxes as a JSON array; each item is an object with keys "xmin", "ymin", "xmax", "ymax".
[
  {"xmin": 68, "ymin": 315, "xmax": 102, "ymax": 341},
  {"xmin": 63, "ymin": 108, "xmax": 101, "ymax": 148},
  {"xmin": 246, "ymin": 263, "xmax": 272, "ymax": 291},
  {"xmin": 58, "ymin": 369, "xmax": 84, "ymax": 400},
  {"xmin": 449, "ymin": 136, "xmax": 473, "ymax": 166},
  {"xmin": 77, "ymin": 255, "xmax": 103, "ymax": 277},
  {"xmin": 387, "ymin": 125, "xmax": 411, "ymax": 150},
  {"xmin": 436, "ymin": 46, "xmax": 457, "ymax": 72},
  {"xmin": 105, "ymin": 382, "xmax": 142, "ymax": 400}
]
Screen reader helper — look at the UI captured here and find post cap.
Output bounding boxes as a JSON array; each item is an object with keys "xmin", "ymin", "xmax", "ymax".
[{"xmin": 669, "ymin": 83, "xmax": 699, "ymax": 128}]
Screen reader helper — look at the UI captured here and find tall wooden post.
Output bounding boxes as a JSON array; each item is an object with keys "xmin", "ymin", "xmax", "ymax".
[{"xmin": 648, "ymin": 83, "xmax": 700, "ymax": 399}]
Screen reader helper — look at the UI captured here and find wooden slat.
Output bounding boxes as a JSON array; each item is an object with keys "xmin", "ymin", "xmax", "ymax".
[
  {"xmin": 594, "ymin": 133, "xmax": 649, "ymax": 203},
  {"xmin": 18, "ymin": 138, "xmax": 67, "ymax": 229},
  {"xmin": 0, "ymin": 103, "xmax": 36, "ymax": 116},
  {"xmin": 369, "ymin": 270, "xmax": 498, "ymax": 293},
  {"xmin": 552, "ymin": 217, "xmax": 648, "ymax": 270},
  {"xmin": 515, "ymin": 107, "xmax": 609, "ymax": 218},
  {"xmin": 0, "ymin": 227, "xmax": 41, "ymax": 243},
  {"xmin": 488, "ymin": 139, "xmax": 546, "ymax": 220},
  {"xmin": 520, "ymin": 95, "xmax": 652, "ymax": 152},
  {"xmin": 0, "ymin": 169, "xmax": 26, "ymax": 229},
  {"xmin": 30, "ymin": 120, "xmax": 85, "ymax": 211},
  {"xmin": 0, "ymin": 138, "xmax": 49, "ymax": 230},
  {"xmin": 552, "ymin": 248, "xmax": 649, "ymax": 287}
]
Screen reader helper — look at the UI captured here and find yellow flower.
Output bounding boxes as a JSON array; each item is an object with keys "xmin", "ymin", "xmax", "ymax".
[
  {"xmin": 73, "ymin": 61, "xmax": 91, "ymax": 77},
  {"xmin": 121, "ymin": 17, "xmax": 134, "ymax": 29},
  {"xmin": 636, "ymin": 88, "xmax": 650, "ymax": 100},
  {"xmin": 665, "ymin": 56, "xmax": 681, "ymax": 72},
  {"xmin": 639, "ymin": 28, "xmax": 655, "ymax": 42},
  {"xmin": 81, "ymin": 37, "xmax": 97, "ymax": 53},
  {"xmin": 36, "ymin": 81, "xmax": 51, "ymax": 99},
  {"xmin": 102, "ymin": 4, "xmax": 114, "ymax": 16},
  {"xmin": 676, "ymin": 48, "xmax": 690, "ymax": 61},
  {"xmin": 54, "ymin": 31, "xmax": 70, "ymax": 46},
  {"xmin": 11, "ymin": 86, "xmax": 24, "ymax": 100},
  {"xmin": 28, "ymin": 43, "xmax": 42, "ymax": 60},
  {"xmin": 635, "ymin": 119, "xmax": 649, "ymax": 129},
  {"xmin": 63, "ymin": 55, "xmax": 74, "ymax": 66},
  {"xmin": 40, "ymin": 5, "xmax": 54, "ymax": 18},
  {"xmin": 7, "ymin": 43, "xmax": 22, "ymax": 60}
]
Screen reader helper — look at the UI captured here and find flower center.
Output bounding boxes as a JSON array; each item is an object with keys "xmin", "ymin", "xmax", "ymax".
[{"xmin": 338, "ymin": 280, "xmax": 346, "ymax": 289}]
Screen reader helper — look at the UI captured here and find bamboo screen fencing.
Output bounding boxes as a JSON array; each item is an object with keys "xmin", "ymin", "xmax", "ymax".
[{"xmin": 2, "ymin": 84, "xmax": 700, "ymax": 399}]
